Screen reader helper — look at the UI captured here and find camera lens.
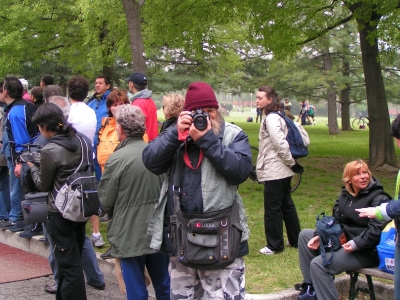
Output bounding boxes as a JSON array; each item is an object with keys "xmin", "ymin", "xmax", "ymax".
[{"xmin": 193, "ymin": 115, "xmax": 208, "ymax": 131}]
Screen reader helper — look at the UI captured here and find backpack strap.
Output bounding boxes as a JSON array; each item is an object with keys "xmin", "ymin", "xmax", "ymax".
[{"xmin": 51, "ymin": 135, "xmax": 90, "ymax": 199}]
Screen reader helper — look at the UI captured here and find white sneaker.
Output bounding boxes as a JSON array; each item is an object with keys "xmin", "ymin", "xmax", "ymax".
[
  {"xmin": 259, "ymin": 246, "xmax": 275, "ymax": 255},
  {"xmin": 92, "ymin": 234, "xmax": 105, "ymax": 247}
]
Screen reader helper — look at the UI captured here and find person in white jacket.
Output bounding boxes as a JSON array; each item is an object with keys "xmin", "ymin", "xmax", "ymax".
[{"xmin": 255, "ymin": 85, "xmax": 301, "ymax": 255}]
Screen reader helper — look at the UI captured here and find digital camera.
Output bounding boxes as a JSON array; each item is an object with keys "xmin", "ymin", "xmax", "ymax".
[
  {"xmin": 20, "ymin": 144, "xmax": 43, "ymax": 166},
  {"xmin": 190, "ymin": 109, "xmax": 210, "ymax": 131}
]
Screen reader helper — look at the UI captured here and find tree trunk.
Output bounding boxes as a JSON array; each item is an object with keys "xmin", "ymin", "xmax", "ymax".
[
  {"xmin": 340, "ymin": 59, "xmax": 351, "ymax": 131},
  {"xmin": 357, "ymin": 17, "xmax": 396, "ymax": 168},
  {"xmin": 121, "ymin": 0, "xmax": 147, "ymax": 73},
  {"xmin": 323, "ymin": 49, "xmax": 340, "ymax": 135}
]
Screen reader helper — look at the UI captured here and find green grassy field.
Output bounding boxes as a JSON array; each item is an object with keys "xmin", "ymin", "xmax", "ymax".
[{"xmin": 90, "ymin": 112, "xmax": 400, "ymax": 294}]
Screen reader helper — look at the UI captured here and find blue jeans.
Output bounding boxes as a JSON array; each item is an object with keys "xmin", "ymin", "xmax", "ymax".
[
  {"xmin": 7, "ymin": 159, "xmax": 23, "ymax": 222},
  {"xmin": 44, "ymin": 223, "xmax": 104, "ymax": 287},
  {"xmin": 0, "ymin": 166, "xmax": 10, "ymax": 220},
  {"xmin": 120, "ymin": 253, "xmax": 170, "ymax": 300}
]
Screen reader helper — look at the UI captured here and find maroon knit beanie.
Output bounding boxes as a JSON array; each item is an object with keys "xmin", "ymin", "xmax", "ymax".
[{"xmin": 184, "ymin": 82, "xmax": 219, "ymax": 111}]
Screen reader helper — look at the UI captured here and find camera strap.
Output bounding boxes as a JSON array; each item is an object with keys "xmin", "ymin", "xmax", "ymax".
[{"xmin": 183, "ymin": 141, "xmax": 203, "ymax": 170}]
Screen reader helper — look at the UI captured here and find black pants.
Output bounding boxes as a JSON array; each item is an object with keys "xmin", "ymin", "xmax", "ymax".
[
  {"xmin": 47, "ymin": 212, "xmax": 87, "ymax": 300},
  {"xmin": 263, "ymin": 176, "xmax": 301, "ymax": 252}
]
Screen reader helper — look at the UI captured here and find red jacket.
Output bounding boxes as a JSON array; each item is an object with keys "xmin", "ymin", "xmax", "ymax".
[{"xmin": 131, "ymin": 97, "xmax": 158, "ymax": 141}]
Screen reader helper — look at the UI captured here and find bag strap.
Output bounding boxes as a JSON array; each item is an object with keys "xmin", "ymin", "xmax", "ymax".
[{"xmin": 51, "ymin": 135, "xmax": 90, "ymax": 198}]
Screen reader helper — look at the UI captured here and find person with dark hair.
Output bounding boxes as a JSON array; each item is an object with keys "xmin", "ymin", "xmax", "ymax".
[
  {"xmin": 40, "ymin": 74, "xmax": 54, "ymax": 88},
  {"xmin": 143, "ymin": 82, "xmax": 252, "ymax": 299},
  {"xmin": 299, "ymin": 160, "xmax": 390, "ymax": 300},
  {"xmin": 0, "ymin": 82, "xmax": 10, "ymax": 223},
  {"xmin": 99, "ymin": 105, "xmax": 170, "ymax": 300},
  {"xmin": 127, "ymin": 72, "xmax": 158, "ymax": 141},
  {"xmin": 30, "ymin": 86, "xmax": 44, "ymax": 111},
  {"xmin": 87, "ymin": 75, "xmax": 111, "ymax": 181},
  {"xmin": 256, "ymin": 85, "xmax": 301, "ymax": 255},
  {"xmin": 68, "ymin": 75, "xmax": 103, "ymax": 248},
  {"xmin": 0, "ymin": 76, "xmax": 38, "ymax": 231},
  {"xmin": 356, "ymin": 114, "xmax": 400, "ymax": 300},
  {"xmin": 43, "ymin": 85, "xmax": 63, "ymax": 102},
  {"xmin": 67, "ymin": 76, "xmax": 97, "ymax": 146},
  {"xmin": 27, "ymin": 103, "xmax": 91, "ymax": 300}
]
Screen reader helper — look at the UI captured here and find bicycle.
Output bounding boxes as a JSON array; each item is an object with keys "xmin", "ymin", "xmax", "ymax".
[
  {"xmin": 248, "ymin": 146, "xmax": 302, "ymax": 192},
  {"xmin": 352, "ymin": 112, "xmax": 369, "ymax": 129}
]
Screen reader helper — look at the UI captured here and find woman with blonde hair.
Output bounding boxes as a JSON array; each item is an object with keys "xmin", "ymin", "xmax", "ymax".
[
  {"xmin": 159, "ymin": 93, "xmax": 184, "ymax": 134},
  {"xmin": 297, "ymin": 159, "xmax": 391, "ymax": 300}
]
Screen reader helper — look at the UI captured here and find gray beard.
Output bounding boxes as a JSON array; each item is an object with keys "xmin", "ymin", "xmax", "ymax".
[{"xmin": 211, "ymin": 112, "xmax": 224, "ymax": 135}]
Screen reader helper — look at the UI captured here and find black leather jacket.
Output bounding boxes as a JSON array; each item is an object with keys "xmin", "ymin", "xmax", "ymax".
[{"xmin": 29, "ymin": 133, "xmax": 92, "ymax": 213}]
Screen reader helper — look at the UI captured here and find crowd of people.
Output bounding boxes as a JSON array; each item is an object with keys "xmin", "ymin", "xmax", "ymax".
[{"xmin": 0, "ymin": 74, "xmax": 397, "ymax": 300}]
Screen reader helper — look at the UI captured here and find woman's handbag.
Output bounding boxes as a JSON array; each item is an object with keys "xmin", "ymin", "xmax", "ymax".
[
  {"xmin": 169, "ymin": 147, "xmax": 243, "ymax": 270},
  {"xmin": 21, "ymin": 192, "xmax": 48, "ymax": 224}
]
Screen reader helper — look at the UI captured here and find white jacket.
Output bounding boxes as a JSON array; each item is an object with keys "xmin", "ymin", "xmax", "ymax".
[{"xmin": 256, "ymin": 113, "xmax": 295, "ymax": 181}]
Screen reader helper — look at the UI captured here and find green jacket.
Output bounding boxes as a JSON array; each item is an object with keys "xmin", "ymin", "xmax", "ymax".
[{"xmin": 98, "ymin": 137, "xmax": 163, "ymax": 258}]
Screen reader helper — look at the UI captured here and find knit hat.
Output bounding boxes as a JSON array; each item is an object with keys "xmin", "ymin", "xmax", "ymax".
[{"xmin": 184, "ymin": 82, "xmax": 219, "ymax": 111}]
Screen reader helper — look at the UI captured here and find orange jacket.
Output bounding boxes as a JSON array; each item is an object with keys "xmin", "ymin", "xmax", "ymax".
[{"xmin": 97, "ymin": 117, "xmax": 119, "ymax": 173}]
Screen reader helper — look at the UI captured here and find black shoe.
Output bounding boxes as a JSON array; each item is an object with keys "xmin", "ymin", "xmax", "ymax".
[
  {"xmin": 39, "ymin": 237, "xmax": 49, "ymax": 244},
  {"xmin": 100, "ymin": 248, "xmax": 113, "ymax": 260},
  {"xmin": 0, "ymin": 219, "xmax": 16, "ymax": 229},
  {"xmin": 44, "ymin": 283, "xmax": 57, "ymax": 294},
  {"xmin": 19, "ymin": 224, "xmax": 44, "ymax": 238},
  {"xmin": 8, "ymin": 220, "xmax": 27, "ymax": 232},
  {"xmin": 88, "ymin": 282, "xmax": 105, "ymax": 290}
]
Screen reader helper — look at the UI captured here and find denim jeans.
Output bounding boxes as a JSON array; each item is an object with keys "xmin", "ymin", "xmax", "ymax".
[
  {"xmin": 120, "ymin": 253, "xmax": 170, "ymax": 300},
  {"xmin": 0, "ymin": 166, "xmax": 10, "ymax": 220},
  {"xmin": 47, "ymin": 212, "xmax": 87, "ymax": 300},
  {"xmin": 7, "ymin": 159, "xmax": 23, "ymax": 222},
  {"xmin": 44, "ymin": 222, "xmax": 104, "ymax": 287}
]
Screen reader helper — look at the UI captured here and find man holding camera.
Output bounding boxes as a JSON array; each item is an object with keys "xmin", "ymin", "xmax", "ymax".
[{"xmin": 143, "ymin": 82, "xmax": 252, "ymax": 299}]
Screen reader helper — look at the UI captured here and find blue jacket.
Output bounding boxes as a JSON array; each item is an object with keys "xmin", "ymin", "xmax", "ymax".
[
  {"xmin": 87, "ymin": 90, "xmax": 111, "ymax": 149},
  {"xmin": 4, "ymin": 98, "xmax": 38, "ymax": 165}
]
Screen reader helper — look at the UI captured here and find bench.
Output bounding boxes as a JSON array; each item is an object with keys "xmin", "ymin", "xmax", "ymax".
[{"xmin": 347, "ymin": 267, "xmax": 394, "ymax": 300}]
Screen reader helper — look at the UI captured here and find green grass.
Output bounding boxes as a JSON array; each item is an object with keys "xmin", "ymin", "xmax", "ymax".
[{"xmin": 94, "ymin": 112, "xmax": 400, "ymax": 294}]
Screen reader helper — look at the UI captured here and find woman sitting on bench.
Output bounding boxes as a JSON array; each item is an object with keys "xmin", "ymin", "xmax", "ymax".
[{"xmin": 297, "ymin": 159, "xmax": 390, "ymax": 300}]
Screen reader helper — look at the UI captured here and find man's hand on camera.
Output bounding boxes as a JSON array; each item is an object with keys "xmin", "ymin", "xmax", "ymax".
[
  {"xmin": 189, "ymin": 117, "xmax": 212, "ymax": 142},
  {"xmin": 177, "ymin": 111, "xmax": 192, "ymax": 141}
]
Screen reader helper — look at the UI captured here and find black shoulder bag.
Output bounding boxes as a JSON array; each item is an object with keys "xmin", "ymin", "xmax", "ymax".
[{"xmin": 169, "ymin": 148, "xmax": 243, "ymax": 270}]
